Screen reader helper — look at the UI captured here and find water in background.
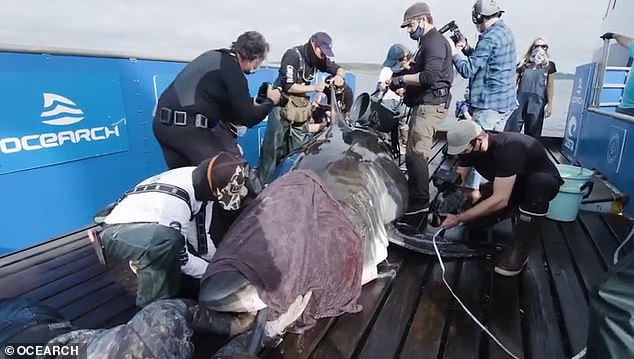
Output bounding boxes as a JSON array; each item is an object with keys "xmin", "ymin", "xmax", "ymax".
[{"xmin": 353, "ymin": 71, "xmax": 573, "ymax": 138}]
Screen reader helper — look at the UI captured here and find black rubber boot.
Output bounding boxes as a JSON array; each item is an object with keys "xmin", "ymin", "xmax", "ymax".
[{"xmin": 494, "ymin": 211, "xmax": 545, "ymax": 277}]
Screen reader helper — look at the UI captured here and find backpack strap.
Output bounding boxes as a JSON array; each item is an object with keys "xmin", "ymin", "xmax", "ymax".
[
  {"xmin": 194, "ymin": 201, "xmax": 209, "ymax": 255},
  {"xmin": 293, "ymin": 47, "xmax": 315, "ymax": 83}
]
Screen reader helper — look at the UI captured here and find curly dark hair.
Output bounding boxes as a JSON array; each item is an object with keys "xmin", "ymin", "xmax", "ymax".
[{"xmin": 231, "ymin": 31, "xmax": 269, "ymax": 61}]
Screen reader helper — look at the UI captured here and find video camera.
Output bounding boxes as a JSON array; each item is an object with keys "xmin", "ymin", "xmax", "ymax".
[
  {"xmin": 429, "ymin": 168, "xmax": 467, "ymax": 227},
  {"xmin": 256, "ymin": 82, "xmax": 288, "ymax": 107},
  {"xmin": 432, "ymin": 168, "xmax": 462, "ymax": 194},
  {"xmin": 439, "ymin": 20, "xmax": 474, "ymax": 56}
]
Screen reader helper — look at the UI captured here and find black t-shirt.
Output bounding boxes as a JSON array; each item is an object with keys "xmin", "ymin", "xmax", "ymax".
[
  {"xmin": 457, "ymin": 132, "xmax": 561, "ymax": 182},
  {"xmin": 547, "ymin": 61, "xmax": 557, "ymax": 74},
  {"xmin": 275, "ymin": 43, "xmax": 342, "ymax": 92},
  {"xmin": 157, "ymin": 49, "xmax": 273, "ymax": 128},
  {"xmin": 400, "ymin": 27, "xmax": 454, "ymax": 107}
]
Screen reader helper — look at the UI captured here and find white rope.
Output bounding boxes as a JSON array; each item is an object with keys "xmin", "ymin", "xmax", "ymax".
[
  {"xmin": 570, "ymin": 347, "xmax": 587, "ymax": 359},
  {"xmin": 432, "ymin": 227, "xmax": 598, "ymax": 359},
  {"xmin": 431, "ymin": 227, "xmax": 520, "ymax": 359},
  {"xmin": 613, "ymin": 223, "xmax": 634, "ymax": 265}
]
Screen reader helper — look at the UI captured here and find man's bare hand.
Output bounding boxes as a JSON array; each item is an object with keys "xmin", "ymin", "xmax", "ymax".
[
  {"xmin": 314, "ymin": 83, "xmax": 326, "ymax": 93},
  {"xmin": 331, "ymin": 75, "xmax": 345, "ymax": 87}
]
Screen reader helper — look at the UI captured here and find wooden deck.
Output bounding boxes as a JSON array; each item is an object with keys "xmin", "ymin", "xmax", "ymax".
[{"xmin": 1, "ymin": 138, "xmax": 632, "ymax": 359}]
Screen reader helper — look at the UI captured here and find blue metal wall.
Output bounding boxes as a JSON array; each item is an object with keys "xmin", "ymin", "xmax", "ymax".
[
  {"xmin": 563, "ymin": 62, "xmax": 634, "ymax": 215},
  {"xmin": 0, "ymin": 50, "xmax": 355, "ymax": 255}
]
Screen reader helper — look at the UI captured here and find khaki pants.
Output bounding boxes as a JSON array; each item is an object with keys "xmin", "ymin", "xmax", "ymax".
[{"xmin": 405, "ymin": 104, "xmax": 448, "ymax": 209}]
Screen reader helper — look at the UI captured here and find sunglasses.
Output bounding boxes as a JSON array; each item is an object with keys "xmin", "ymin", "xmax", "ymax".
[{"xmin": 533, "ymin": 44, "xmax": 549, "ymax": 49}]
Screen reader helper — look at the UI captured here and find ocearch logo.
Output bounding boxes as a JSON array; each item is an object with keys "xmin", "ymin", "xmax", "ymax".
[
  {"xmin": 40, "ymin": 93, "xmax": 84, "ymax": 126},
  {"xmin": 0, "ymin": 93, "xmax": 123, "ymax": 154}
]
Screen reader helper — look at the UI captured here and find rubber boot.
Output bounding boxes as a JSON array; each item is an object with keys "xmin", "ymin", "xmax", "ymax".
[{"xmin": 494, "ymin": 211, "xmax": 545, "ymax": 276}]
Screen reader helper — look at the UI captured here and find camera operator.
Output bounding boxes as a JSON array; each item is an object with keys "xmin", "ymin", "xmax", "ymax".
[
  {"xmin": 447, "ymin": 0, "xmax": 517, "ymax": 203},
  {"xmin": 153, "ymin": 31, "xmax": 282, "ymax": 170},
  {"xmin": 391, "ymin": 2, "xmax": 454, "ymax": 234}
]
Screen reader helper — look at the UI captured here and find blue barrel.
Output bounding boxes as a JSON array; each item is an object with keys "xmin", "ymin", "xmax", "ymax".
[{"xmin": 547, "ymin": 164, "xmax": 594, "ymax": 221}]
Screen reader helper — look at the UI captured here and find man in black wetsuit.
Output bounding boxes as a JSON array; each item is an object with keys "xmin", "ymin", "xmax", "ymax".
[
  {"xmin": 440, "ymin": 120, "xmax": 563, "ymax": 276},
  {"xmin": 258, "ymin": 32, "xmax": 346, "ymax": 184},
  {"xmin": 153, "ymin": 30, "xmax": 282, "ymax": 169}
]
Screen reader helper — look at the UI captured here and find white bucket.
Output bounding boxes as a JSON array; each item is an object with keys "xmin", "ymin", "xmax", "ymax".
[{"xmin": 547, "ymin": 165, "xmax": 594, "ymax": 222}]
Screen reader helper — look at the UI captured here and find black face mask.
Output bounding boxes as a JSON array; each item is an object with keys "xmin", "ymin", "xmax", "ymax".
[{"xmin": 409, "ymin": 25, "xmax": 423, "ymax": 41}]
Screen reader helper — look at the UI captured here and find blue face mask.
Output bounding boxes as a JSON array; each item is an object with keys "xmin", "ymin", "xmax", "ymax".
[{"xmin": 409, "ymin": 25, "xmax": 423, "ymax": 41}]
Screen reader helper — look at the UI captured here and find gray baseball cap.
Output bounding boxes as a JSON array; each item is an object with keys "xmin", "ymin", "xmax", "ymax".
[
  {"xmin": 446, "ymin": 120, "xmax": 484, "ymax": 155},
  {"xmin": 400, "ymin": 2, "xmax": 432, "ymax": 28}
]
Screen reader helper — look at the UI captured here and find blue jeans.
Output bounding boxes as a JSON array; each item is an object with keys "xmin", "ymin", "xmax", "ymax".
[{"xmin": 464, "ymin": 109, "xmax": 513, "ymax": 189}]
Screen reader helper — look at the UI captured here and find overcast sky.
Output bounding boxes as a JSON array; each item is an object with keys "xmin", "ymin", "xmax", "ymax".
[{"xmin": 0, "ymin": 0, "xmax": 609, "ymax": 73}]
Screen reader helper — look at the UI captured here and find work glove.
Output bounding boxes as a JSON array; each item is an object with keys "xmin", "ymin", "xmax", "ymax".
[
  {"xmin": 389, "ymin": 76, "xmax": 406, "ymax": 91},
  {"xmin": 600, "ymin": 32, "xmax": 615, "ymax": 40}
]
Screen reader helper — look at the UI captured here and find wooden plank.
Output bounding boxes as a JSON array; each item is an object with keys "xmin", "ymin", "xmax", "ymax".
[
  {"xmin": 519, "ymin": 222, "xmax": 568, "ymax": 359},
  {"xmin": 1, "ymin": 249, "xmax": 97, "ymax": 297},
  {"xmin": 56, "ymin": 281, "xmax": 132, "ymax": 321},
  {"xmin": 41, "ymin": 261, "xmax": 134, "ymax": 309},
  {"xmin": 356, "ymin": 257, "xmax": 431, "ymax": 359},
  {"xmin": 266, "ymin": 318, "xmax": 337, "ymax": 359},
  {"xmin": 541, "ymin": 221, "xmax": 589, "ymax": 353},
  {"xmin": 0, "ymin": 238, "xmax": 91, "ymax": 278},
  {"xmin": 309, "ymin": 266, "xmax": 397, "ymax": 358},
  {"xmin": 558, "ymin": 221, "xmax": 606, "ymax": 293},
  {"xmin": 0, "ymin": 225, "xmax": 95, "ymax": 276},
  {"xmin": 42, "ymin": 274, "xmax": 117, "ymax": 310},
  {"xmin": 73, "ymin": 292, "xmax": 137, "ymax": 329},
  {"xmin": 442, "ymin": 260, "xmax": 487, "ymax": 359},
  {"xmin": 400, "ymin": 261, "xmax": 460, "ymax": 359},
  {"xmin": 578, "ymin": 211, "xmax": 620, "ymax": 268},
  {"xmin": 602, "ymin": 214, "xmax": 634, "ymax": 259},
  {"xmin": 486, "ymin": 274, "xmax": 524, "ymax": 359},
  {"xmin": 23, "ymin": 263, "xmax": 107, "ymax": 302}
]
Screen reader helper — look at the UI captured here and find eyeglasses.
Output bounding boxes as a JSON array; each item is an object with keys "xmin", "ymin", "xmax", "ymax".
[{"xmin": 533, "ymin": 44, "xmax": 549, "ymax": 49}]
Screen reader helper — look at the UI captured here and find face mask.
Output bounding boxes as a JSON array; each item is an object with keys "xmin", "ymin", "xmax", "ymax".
[
  {"xmin": 214, "ymin": 166, "xmax": 248, "ymax": 211},
  {"xmin": 530, "ymin": 47, "xmax": 547, "ymax": 65},
  {"xmin": 409, "ymin": 25, "xmax": 423, "ymax": 41}
]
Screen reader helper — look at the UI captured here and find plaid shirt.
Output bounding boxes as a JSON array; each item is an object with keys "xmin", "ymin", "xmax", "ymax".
[{"xmin": 453, "ymin": 20, "xmax": 517, "ymax": 113}]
